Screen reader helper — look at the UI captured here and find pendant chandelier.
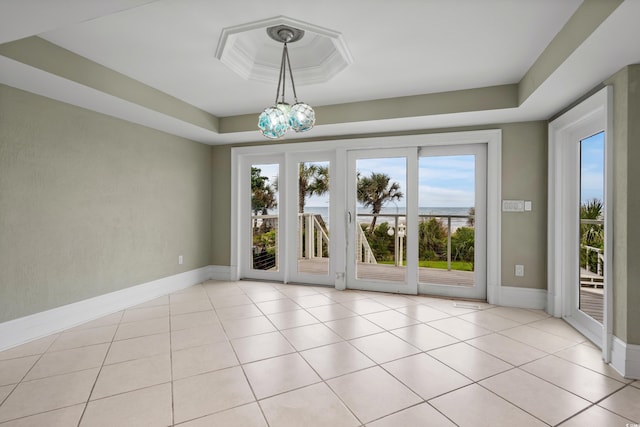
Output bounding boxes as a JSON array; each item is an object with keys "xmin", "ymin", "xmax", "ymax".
[{"xmin": 258, "ymin": 25, "xmax": 315, "ymax": 139}]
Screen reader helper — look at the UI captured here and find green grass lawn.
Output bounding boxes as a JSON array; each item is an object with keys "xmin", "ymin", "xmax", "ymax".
[{"xmin": 379, "ymin": 260, "xmax": 474, "ymax": 271}]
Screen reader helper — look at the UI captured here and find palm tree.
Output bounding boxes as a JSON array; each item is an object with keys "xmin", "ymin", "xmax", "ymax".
[
  {"xmin": 467, "ymin": 207, "xmax": 475, "ymax": 227},
  {"xmin": 418, "ymin": 218, "xmax": 447, "ymax": 260},
  {"xmin": 251, "ymin": 167, "xmax": 277, "ymax": 232},
  {"xmin": 298, "ymin": 163, "xmax": 329, "ymax": 213},
  {"xmin": 580, "ymin": 198, "xmax": 604, "ymax": 247},
  {"xmin": 580, "ymin": 198, "xmax": 604, "ymax": 273},
  {"xmin": 357, "ymin": 172, "xmax": 403, "ymax": 233},
  {"xmin": 251, "ymin": 167, "xmax": 277, "ymax": 215}
]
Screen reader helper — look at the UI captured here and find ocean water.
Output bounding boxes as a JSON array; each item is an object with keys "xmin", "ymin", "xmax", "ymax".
[{"xmin": 302, "ymin": 206, "xmax": 473, "ymax": 229}]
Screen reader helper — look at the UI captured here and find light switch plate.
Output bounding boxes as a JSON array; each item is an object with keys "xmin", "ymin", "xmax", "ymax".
[{"xmin": 502, "ymin": 200, "xmax": 525, "ymax": 212}]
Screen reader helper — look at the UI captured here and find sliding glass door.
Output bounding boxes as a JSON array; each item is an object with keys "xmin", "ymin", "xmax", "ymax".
[
  {"xmin": 240, "ymin": 152, "xmax": 335, "ymax": 286},
  {"xmin": 417, "ymin": 144, "xmax": 486, "ymax": 299},
  {"xmin": 346, "ymin": 148, "xmax": 417, "ymax": 294},
  {"xmin": 234, "ymin": 130, "xmax": 499, "ymax": 301},
  {"xmin": 286, "ymin": 152, "xmax": 335, "ymax": 285},
  {"xmin": 346, "ymin": 145, "xmax": 486, "ymax": 298}
]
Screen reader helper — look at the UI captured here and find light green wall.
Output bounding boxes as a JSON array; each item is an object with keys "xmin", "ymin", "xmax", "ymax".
[
  {"xmin": 500, "ymin": 122, "xmax": 548, "ymax": 289},
  {"xmin": 608, "ymin": 68, "xmax": 629, "ymax": 341},
  {"xmin": 519, "ymin": 0, "xmax": 623, "ymax": 104},
  {"xmin": 606, "ymin": 65, "xmax": 640, "ymax": 344},
  {"xmin": 627, "ymin": 66, "xmax": 640, "ymax": 345},
  {"xmin": 212, "ymin": 121, "xmax": 549, "ymax": 291},
  {"xmin": 211, "ymin": 146, "xmax": 232, "ymax": 266},
  {"xmin": 0, "ymin": 84, "xmax": 213, "ymax": 322},
  {"xmin": 0, "ymin": 80, "xmax": 551, "ymax": 326},
  {"xmin": 220, "ymin": 85, "xmax": 518, "ymax": 133},
  {"xmin": 0, "ymin": 37, "xmax": 219, "ymax": 132}
]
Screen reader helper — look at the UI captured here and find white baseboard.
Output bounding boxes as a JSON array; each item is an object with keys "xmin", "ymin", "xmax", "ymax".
[
  {"xmin": 611, "ymin": 336, "xmax": 640, "ymax": 379},
  {"xmin": 498, "ymin": 286, "xmax": 547, "ymax": 310},
  {"xmin": 0, "ymin": 266, "xmax": 213, "ymax": 352},
  {"xmin": 210, "ymin": 265, "xmax": 234, "ymax": 281}
]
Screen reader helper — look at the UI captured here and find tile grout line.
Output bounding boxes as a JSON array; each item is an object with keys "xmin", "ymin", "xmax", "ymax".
[
  {"xmin": 473, "ymin": 376, "xmax": 554, "ymax": 426},
  {"xmin": 0, "ymin": 334, "xmax": 74, "ymax": 425},
  {"xmin": 75, "ymin": 309, "xmax": 122, "ymax": 427},
  {"xmin": 206, "ymin": 284, "xmax": 272, "ymax": 427},
  {"xmin": 168, "ymin": 294, "xmax": 176, "ymax": 427},
  {"xmin": 199, "ymin": 282, "xmax": 639, "ymax": 424},
  {"xmin": 232, "ymin": 284, "xmax": 367, "ymax": 425},
  {"xmin": 0, "ymin": 332, "xmax": 58, "ymax": 417},
  {"xmin": 2, "ymin": 280, "xmax": 636, "ymax": 426}
]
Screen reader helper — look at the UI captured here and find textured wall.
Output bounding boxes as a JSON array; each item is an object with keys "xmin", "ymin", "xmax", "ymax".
[
  {"xmin": 0, "ymin": 84, "xmax": 212, "ymax": 322},
  {"xmin": 608, "ymin": 67, "xmax": 629, "ymax": 341},
  {"xmin": 626, "ymin": 65, "xmax": 640, "ymax": 345},
  {"xmin": 606, "ymin": 65, "xmax": 640, "ymax": 344},
  {"xmin": 210, "ymin": 145, "xmax": 232, "ymax": 266},
  {"xmin": 499, "ymin": 122, "xmax": 548, "ymax": 289}
]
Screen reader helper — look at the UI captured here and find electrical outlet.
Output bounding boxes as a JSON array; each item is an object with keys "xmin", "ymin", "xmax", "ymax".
[
  {"xmin": 515, "ymin": 264, "xmax": 524, "ymax": 277},
  {"xmin": 178, "ymin": 255, "xmax": 183, "ymax": 265}
]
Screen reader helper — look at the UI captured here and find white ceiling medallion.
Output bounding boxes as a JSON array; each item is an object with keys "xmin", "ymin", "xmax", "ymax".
[{"xmin": 215, "ymin": 16, "xmax": 353, "ymax": 85}]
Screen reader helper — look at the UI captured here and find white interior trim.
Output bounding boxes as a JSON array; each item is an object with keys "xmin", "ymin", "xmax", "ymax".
[
  {"xmin": 284, "ymin": 151, "xmax": 337, "ymax": 287},
  {"xmin": 346, "ymin": 146, "xmax": 419, "ymax": 295},
  {"xmin": 498, "ymin": 286, "xmax": 547, "ymax": 310},
  {"xmin": 611, "ymin": 336, "xmax": 640, "ymax": 380},
  {"xmin": 231, "ymin": 130, "xmax": 502, "ymax": 303},
  {"xmin": 0, "ymin": 266, "xmax": 212, "ymax": 352},
  {"xmin": 548, "ymin": 86, "xmax": 612, "ymax": 356},
  {"xmin": 210, "ymin": 265, "xmax": 235, "ymax": 281}
]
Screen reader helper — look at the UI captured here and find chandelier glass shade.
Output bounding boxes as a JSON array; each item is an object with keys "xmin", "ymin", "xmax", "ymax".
[{"xmin": 258, "ymin": 26, "xmax": 315, "ymax": 139}]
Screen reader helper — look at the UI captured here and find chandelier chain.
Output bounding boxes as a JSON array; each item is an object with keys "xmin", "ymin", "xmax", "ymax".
[
  {"xmin": 275, "ymin": 43, "xmax": 287, "ymax": 105},
  {"xmin": 285, "ymin": 44, "xmax": 298, "ymax": 103},
  {"xmin": 258, "ymin": 25, "xmax": 315, "ymax": 139}
]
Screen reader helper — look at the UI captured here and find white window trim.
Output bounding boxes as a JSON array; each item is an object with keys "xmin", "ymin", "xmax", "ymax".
[{"xmin": 548, "ymin": 86, "xmax": 613, "ymax": 360}]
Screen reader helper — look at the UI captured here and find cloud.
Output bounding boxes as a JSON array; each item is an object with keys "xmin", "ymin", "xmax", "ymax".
[{"xmin": 419, "ymin": 185, "xmax": 475, "ymax": 207}]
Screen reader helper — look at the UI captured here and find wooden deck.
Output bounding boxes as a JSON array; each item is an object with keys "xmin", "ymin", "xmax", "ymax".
[
  {"xmin": 298, "ymin": 258, "xmax": 474, "ymax": 286},
  {"xmin": 299, "ymin": 258, "xmax": 604, "ymax": 322},
  {"xmin": 579, "ymin": 268, "xmax": 604, "ymax": 322},
  {"xmin": 580, "ymin": 287, "xmax": 603, "ymax": 322}
]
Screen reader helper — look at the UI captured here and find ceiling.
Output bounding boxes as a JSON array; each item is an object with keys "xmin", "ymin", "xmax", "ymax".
[{"xmin": 1, "ymin": 0, "xmax": 640, "ymax": 145}]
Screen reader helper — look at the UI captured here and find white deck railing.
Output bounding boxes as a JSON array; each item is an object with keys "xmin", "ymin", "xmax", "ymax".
[
  {"xmin": 580, "ymin": 218, "xmax": 604, "ymax": 281},
  {"xmin": 252, "ymin": 212, "xmax": 476, "ymax": 270},
  {"xmin": 357, "ymin": 213, "xmax": 474, "ymax": 270},
  {"xmin": 298, "ymin": 213, "xmax": 330, "ymax": 260}
]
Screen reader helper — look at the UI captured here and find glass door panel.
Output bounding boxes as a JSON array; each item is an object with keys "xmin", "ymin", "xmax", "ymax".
[
  {"xmin": 355, "ymin": 157, "xmax": 407, "ymax": 283},
  {"xmin": 347, "ymin": 148, "xmax": 417, "ymax": 295},
  {"xmin": 250, "ymin": 163, "xmax": 280, "ymax": 272},
  {"xmin": 579, "ymin": 132, "xmax": 605, "ymax": 323},
  {"xmin": 417, "ymin": 145, "xmax": 486, "ymax": 299},
  {"xmin": 297, "ymin": 161, "xmax": 330, "ymax": 276}
]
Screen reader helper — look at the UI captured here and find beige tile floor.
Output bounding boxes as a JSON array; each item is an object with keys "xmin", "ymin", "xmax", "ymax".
[{"xmin": 0, "ymin": 280, "xmax": 638, "ymax": 427}]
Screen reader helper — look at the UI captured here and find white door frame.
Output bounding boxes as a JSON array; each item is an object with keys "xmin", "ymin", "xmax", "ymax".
[
  {"xmin": 346, "ymin": 147, "xmax": 418, "ymax": 295},
  {"xmin": 285, "ymin": 151, "xmax": 336, "ymax": 286},
  {"xmin": 417, "ymin": 143, "xmax": 487, "ymax": 300},
  {"xmin": 548, "ymin": 86, "xmax": 613, "ymax": 360},
  {"xmin": 231, "ymin": 129, "xmax": 501, "ymax": 303},
  {"xmin": 237, "ymin": 154, "xmax": 286, "ymax": 283}
]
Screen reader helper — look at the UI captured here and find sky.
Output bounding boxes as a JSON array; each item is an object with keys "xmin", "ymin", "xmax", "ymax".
[
  {"xmin": 580, "ymin": 131, "xmax": 605, "ymax": 204},
  {"xmin": 253, "ymin": 156, "xmax": 476, "ymax": 209},
  {"xmin": 253, "ymin": 137, "xmax": 604, "ymax": 209},
  {"xmin": 356, "ymin": 156, "xmax": 475, "ymax": 208}
]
